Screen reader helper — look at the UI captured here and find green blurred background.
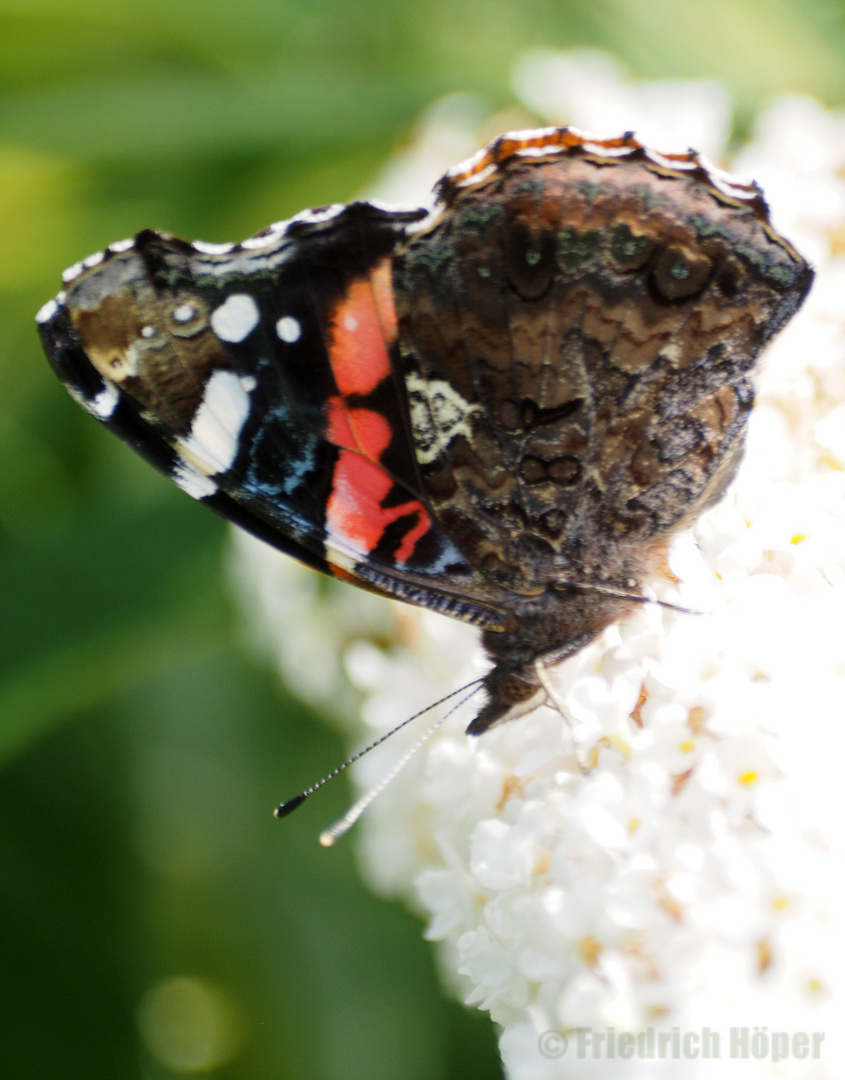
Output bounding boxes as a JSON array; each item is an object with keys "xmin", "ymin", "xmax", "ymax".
[{"xmin": 3, "ymin": 2, "xmax": 845, "ymax": 1077}]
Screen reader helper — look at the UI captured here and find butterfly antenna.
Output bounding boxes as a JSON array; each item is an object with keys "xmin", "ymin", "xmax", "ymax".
[
  {"xmin": 274, "ymin": 679, "xmax": 483, "ymax": 822},
  {"xmin": 318, "ymin": 681, "xmax": 482, "ymax": 847},
  {"xmin": 560, "ymin": 580, "xmax": 703, "ymax": 617}
]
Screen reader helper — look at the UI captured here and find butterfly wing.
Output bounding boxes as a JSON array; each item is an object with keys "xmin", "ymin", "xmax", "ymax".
[
  {"xmin": 38, "ymin": 206, "xmax": 507, "ymax": 631},
  {"xmin": 394, "ymin": 132, "xmax": 813, "ymax": 596}
]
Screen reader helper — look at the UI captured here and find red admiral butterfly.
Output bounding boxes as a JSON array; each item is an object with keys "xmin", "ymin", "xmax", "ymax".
[{"xmin": 37, "ymin": 128, "xmax": 811, "ymax": 735}]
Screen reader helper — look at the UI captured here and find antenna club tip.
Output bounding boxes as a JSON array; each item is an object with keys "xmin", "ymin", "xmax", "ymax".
[
  {"xmin": 274, "ymin": 792, "xmax": 307, "ymax": 820},
  {"xmin": 319, "ymin": 832, "xmax": 336, "ymax": 848}
]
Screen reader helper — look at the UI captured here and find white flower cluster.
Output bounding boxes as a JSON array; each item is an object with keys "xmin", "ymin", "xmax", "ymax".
[{"xmin": 232, "ymin": 52, "xmax": 845, "ymax": 1080}]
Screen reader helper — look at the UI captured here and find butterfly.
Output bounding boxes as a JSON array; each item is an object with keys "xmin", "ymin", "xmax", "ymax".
[{"xmin": 37, "ymin": 127, "xmax": 812, "ymax": 736}]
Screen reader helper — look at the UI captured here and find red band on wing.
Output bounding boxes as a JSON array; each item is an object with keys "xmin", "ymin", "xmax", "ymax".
[
  {"xmin": 326, "ymin": 397, "xmax": 392, "ymax": 460},
  {"xmin": 327, "ymin": 450, "xmax": 431, "ymax": 563},
  {"xmin": 324, "ymin": 261, "xmax": 427, "ymax": 564},
  {"xmin": 328, "ymin": 261, "xmax": 397, "ymax": 397},
  {"xmin": 369, "ymin": 258, "xmax": 398, "ymax": 342}
]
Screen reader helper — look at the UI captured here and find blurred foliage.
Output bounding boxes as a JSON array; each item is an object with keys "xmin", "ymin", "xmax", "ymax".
[{"xmin": 2, "ymin": 0, "xmax": 845, "ymax": 1077}]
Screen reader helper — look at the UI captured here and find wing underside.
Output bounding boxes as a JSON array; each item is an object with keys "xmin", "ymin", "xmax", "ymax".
[{"xmin": 39, "ymin": 207, "xmax": 508, "ymax": 631}]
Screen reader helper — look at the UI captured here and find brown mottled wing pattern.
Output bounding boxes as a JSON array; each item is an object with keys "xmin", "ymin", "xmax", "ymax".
[{"xmin": 394, "ymin": 141, "xmax": 811, "ymax": 600}]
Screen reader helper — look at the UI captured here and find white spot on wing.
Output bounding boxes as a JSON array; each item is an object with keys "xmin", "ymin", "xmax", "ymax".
[
  {"xmin": 404, "ymin": 203, "xmax": 445, "ymax": 236},
  {"xmin": 501, "ymin": 125, "xmax": 559, "ymax": 142},
  {"xmin": 445, "ymin": 145, "xmax": 487, "ymax": 179},
  {"xmin": 405, "ymin": 372, "xmax": 481, "ymax": 465},
  {"xmin": 240, "ymin": 219, "xmax": 292, "ymax": 251},
  {"xmin": 293, "ymin": 204, "xmax": 345, "ymax": 225},
  {"xmin": 366, "ymin": 198, "xmax": 422, "ymax": 214},
  {"xmin": 92, "ymin": 385, "xmax": 120, "ymax": 418},
  {"xmin": 192, "ymin": 240, "xmax": 235, "ymax": 255},
  {"xmin": 241, "ymin": 234, "xmax": 273, "ymax": 251},
  {"xmin": 172, "ymin": 462, "xmax": 218, "ymax": 500},
  {"xmin": 210, "ymin": 293, "xmax": 260, "ymax": 343},
  {"xmin": 455, "ymin": 163, "xmax": 497, "ymax": 188},
  {"xmin": 644, "ymin": 148, "xmax": 696, "ymax": 171},
  {"xmin": 276, "ymin": 316, "xmax": 301, "ymax": 343},
  {"xmin": 175, "ymin": 370, "xmax": 256, "ymax": 476},
  {"xmin": 172, "ymin": 303, "xmax": 197, "ymax": 324},
  {"xmin": 36, "ymin": 298, "xmax": 60, "ymax": 324},
  {"xmin": 698, "ymin": 155, "xmax": 758, "ymax": 200},
  {"xmin": 62, "ymin": 261, "xmax": 85, "ymax": 283},
  {"xmin": 108, "ymin": 238, "xmax": 134, "ymax": 253},
  {"xmin": 67, "ymin": 382, "xmax": 120, "ymax": 420},
  {"xmin": 203, "ymin": 242, "xmax": 293, "ymax": 276},
  {"xmin": 581, "ymin": 142, "xmax": 634, "ymax": 158},
  {"xmin": 514, "ymin": 144, "xmax": 565, "ymax": 159}
]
